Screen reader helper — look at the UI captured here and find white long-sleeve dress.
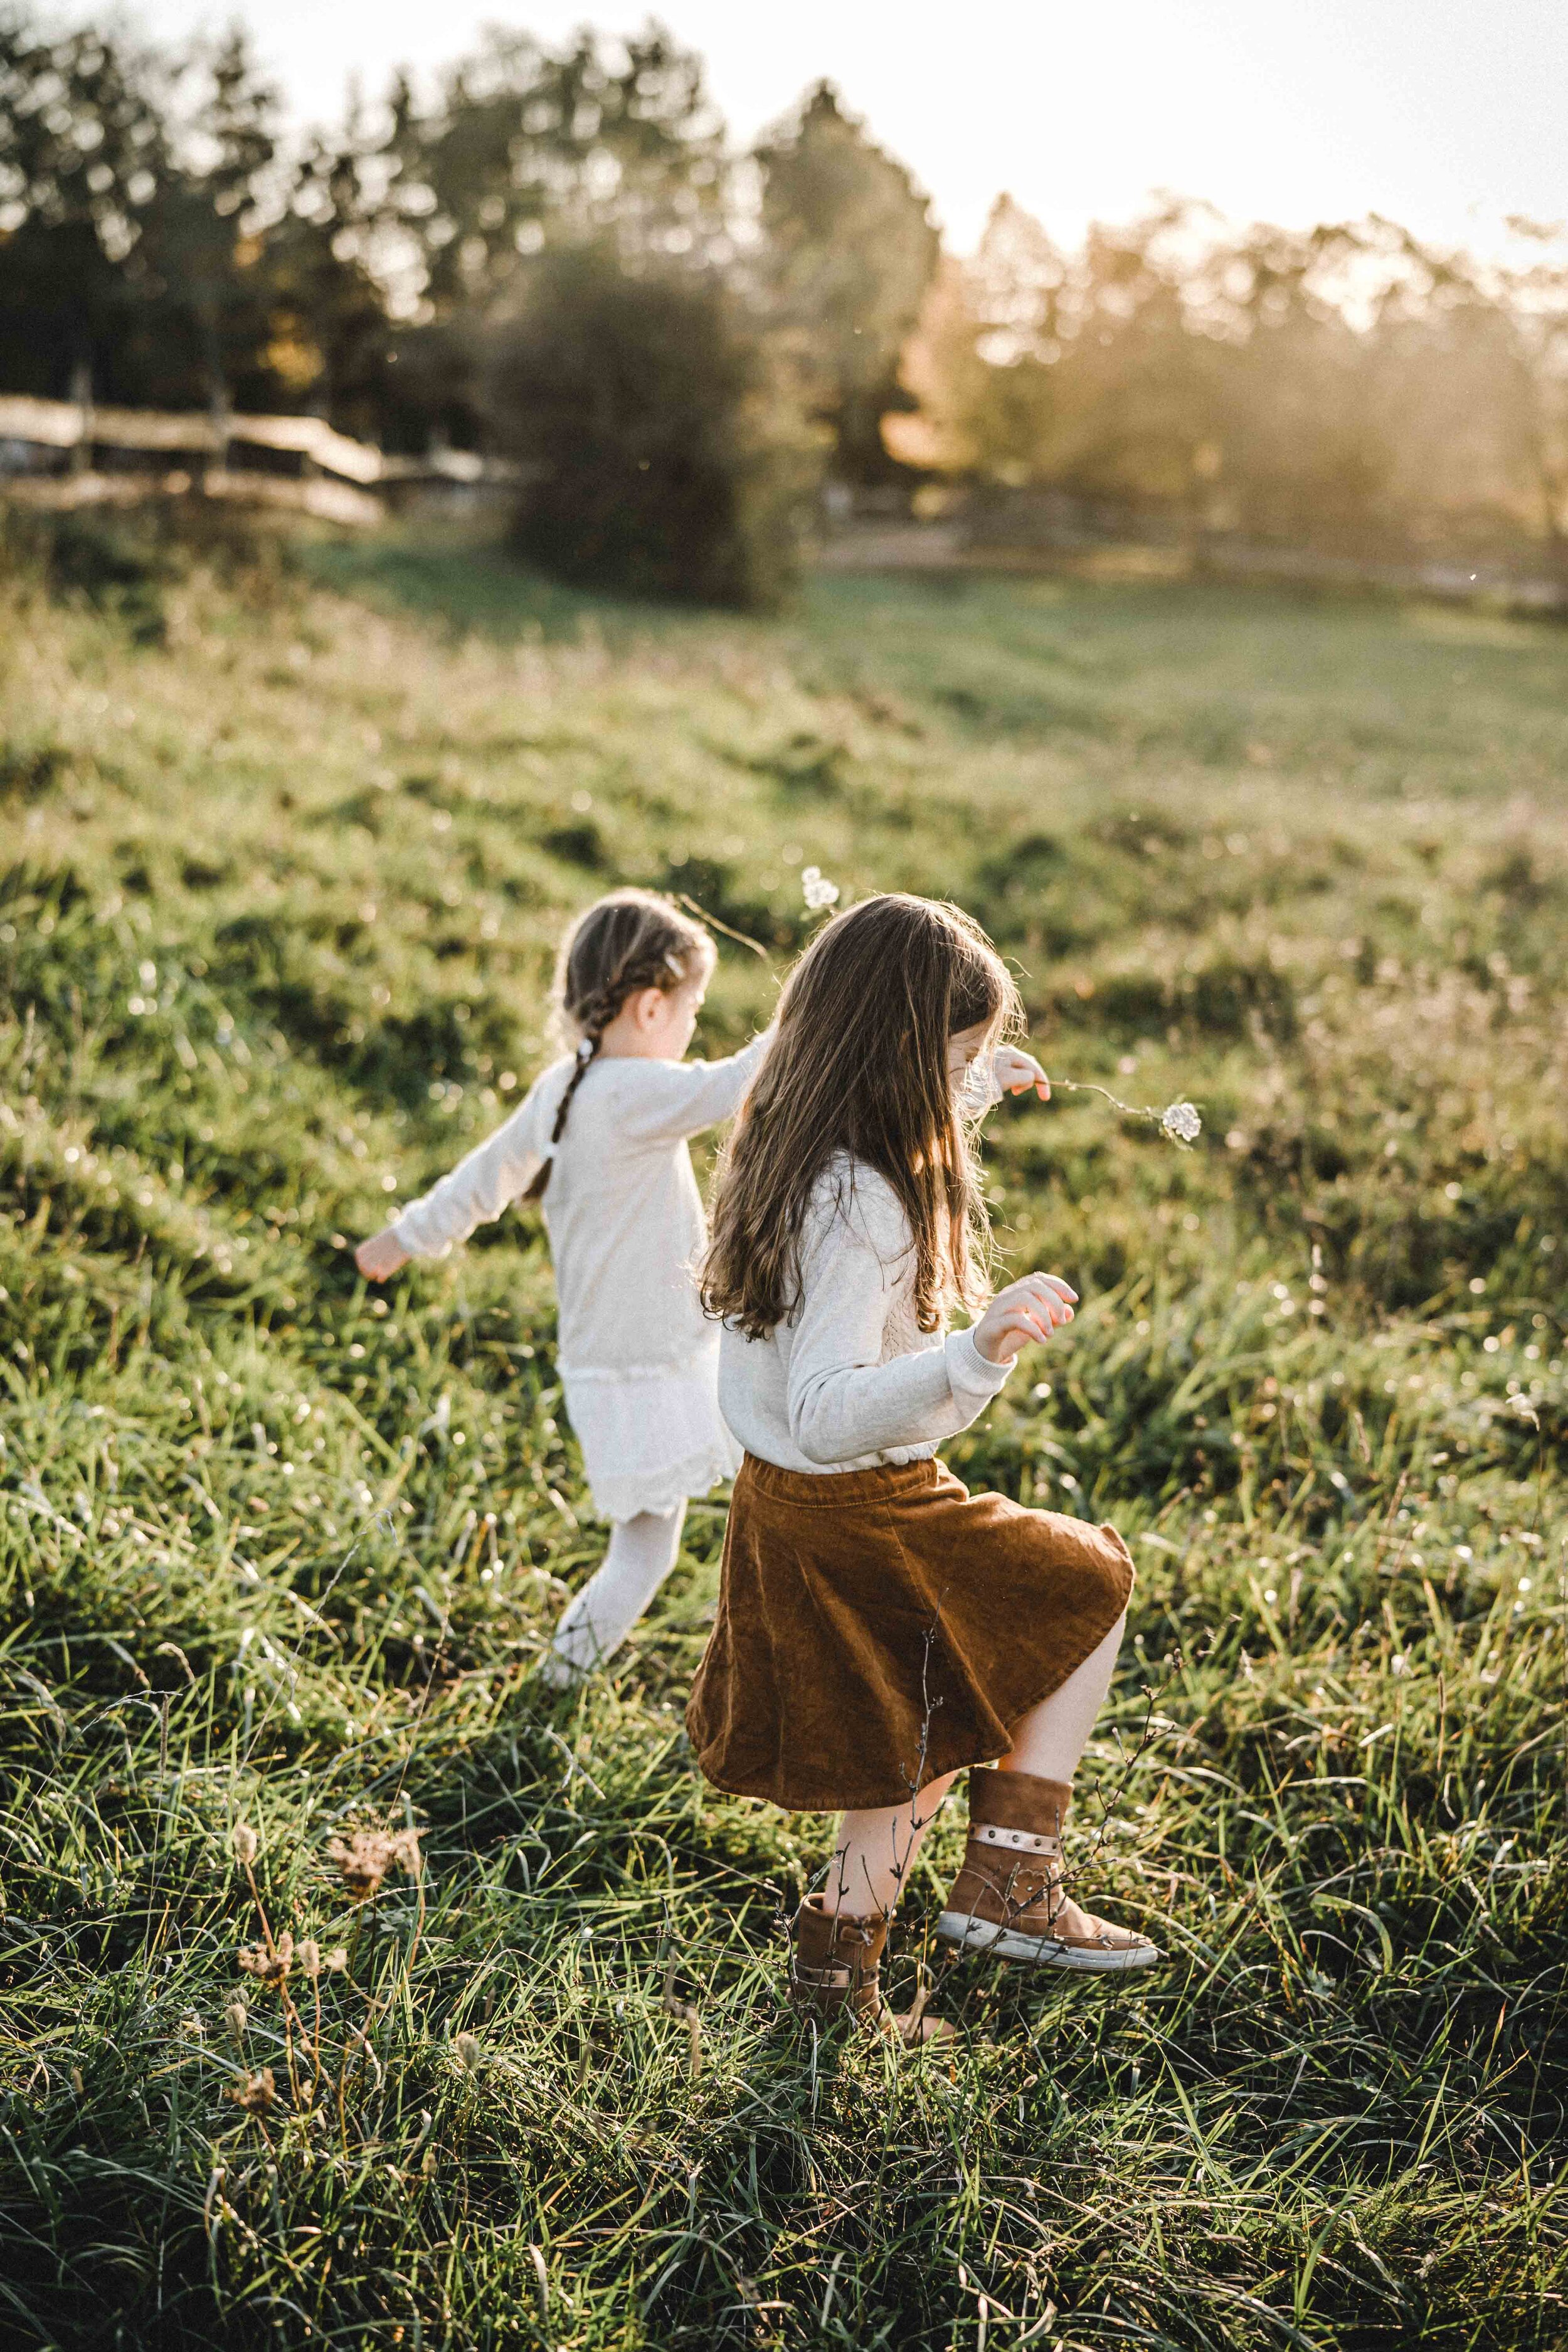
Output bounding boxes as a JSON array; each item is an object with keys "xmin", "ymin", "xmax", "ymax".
[{"xmin": 393, "ymin": 1033, "xmax": 772, "ymax": 1522}]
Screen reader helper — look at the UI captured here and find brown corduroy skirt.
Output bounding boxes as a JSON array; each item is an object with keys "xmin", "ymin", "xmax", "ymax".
[{"xmin": 686, "ymin": 1453, "xmax": 1135, "ymax": 1813}]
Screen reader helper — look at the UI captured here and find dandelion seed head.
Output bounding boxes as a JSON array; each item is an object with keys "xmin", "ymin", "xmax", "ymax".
[
  {"xmin": 231, "ymin": 1823, "xmax": 258, "ymax": 1866},
  {"xmin": 324, "ymin": 1945, "xmax": 349, "ymax": 1974},
  {"xmin": 224, "ymin": 1999, "xmax": 248, "ymax": 2043},
  {"xmin": 453, "ymin": 2030, "xmax": 481, "ymax": 2072},
  {"xmin": 1160, "ymin": 1101, "xmax": 1202, "ymax": 1145},
  {"xmin": 297, "ymin": 1937, "xmax": 321, "ymax": 1979},
  {"xmin": 800, "ymin": 866, "xmax": 840, "ymax": 913}
]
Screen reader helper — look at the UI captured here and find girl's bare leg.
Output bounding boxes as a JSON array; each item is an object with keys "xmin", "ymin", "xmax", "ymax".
[
  {"xmin": 826, "ymin": 1614, "xmax": 1126, "ymax": 1919},
  {"xmin": 998, "ymin": 1612, "xmax": 1126, "ymax": 1781},
  {"xmin": 829, "ymin": 1769, "xmax": 961, "ymax": 1920}
]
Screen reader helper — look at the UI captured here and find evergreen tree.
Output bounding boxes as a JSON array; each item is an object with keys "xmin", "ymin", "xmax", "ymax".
[
  {"xmin": 125, "ymin": 29, "xmax": 282, "ymax": 411},
  {"xmin": 378, "ymin": 24, "xmax": 730, "ymax": 324},
  {"xmin": 754, "ymin": 82, "xmax": 940, "ymax": 483},
  {"xmin": 242, "ymin": 114, "xmax": 401, "ymax": 438},
  {"xmin": 0, "ymin": 18, "xmax": 171, "ymax": 401}
]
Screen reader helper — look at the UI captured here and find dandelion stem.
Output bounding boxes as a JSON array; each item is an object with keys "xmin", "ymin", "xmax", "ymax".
[
  {"xmin": 1052, "ymin": 1078, "xmax": 1161, "ymax": 1120},
  {"xmin": 241, "ymin": 1857, "xmax": 275, "ymax": 1949},
  {"xmin": 1050, "ymin": 1078, "xmax": 1202, "ymax": 1145},
  {"xmin": 672, "ymin": 891, "xmax": 769, "ymax": 958}
]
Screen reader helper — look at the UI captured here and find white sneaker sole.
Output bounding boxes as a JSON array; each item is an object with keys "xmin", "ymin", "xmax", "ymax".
[{"xmin": 936, "ymin": 1910, "xmax": 1164, "ymax": 1972}]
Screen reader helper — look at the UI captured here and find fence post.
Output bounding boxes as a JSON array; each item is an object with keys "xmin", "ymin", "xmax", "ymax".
[
  {"xmin": 206, "ymin": 384, "xmax": 231, "ymax": 496},
  {"xmin": 68, "ymin": 358, "xmax": 93, "ymax": 479}
]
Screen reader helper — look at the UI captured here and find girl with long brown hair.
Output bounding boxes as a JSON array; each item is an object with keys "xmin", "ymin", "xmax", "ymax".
[
  {"xmin": 691, "ymin": 893, "xmax": 1159, "ymax": 2040},
  {"xmin": 358, "ymin": 889, "xmax": 771, "ymax": 1684}
]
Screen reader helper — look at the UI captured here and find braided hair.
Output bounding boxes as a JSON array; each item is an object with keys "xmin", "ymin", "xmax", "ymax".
[{"xmin": 523, "ymin": 889, "xmax": 715, "ymax": 1201}]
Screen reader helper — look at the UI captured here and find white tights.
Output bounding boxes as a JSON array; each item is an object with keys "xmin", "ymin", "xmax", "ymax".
[
  {"xmin": 542, "ymin": 1503, "xmax": 687, "ymax": 1686},
  {"xmin": 828, "ymin": 1611, "xmax": 1128, "ymax": 1917}
]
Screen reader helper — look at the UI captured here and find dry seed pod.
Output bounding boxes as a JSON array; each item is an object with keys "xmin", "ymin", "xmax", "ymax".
[
  {"xmin": 227, "ymin": 2067, "xmax": 276, "ymax": 2114},
  {"xmin": 237, "ymin": 1931, "xmax": 293, "ymax": 1986},
  {"xmin": 326, "ymin": 1826, "xmax": 421, "ymax": 1900}
]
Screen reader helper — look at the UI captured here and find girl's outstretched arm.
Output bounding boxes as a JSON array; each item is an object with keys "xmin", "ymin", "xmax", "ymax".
[
  {"xmin": 383, "ymin": 1071, "xmax": 556, "ymax": 1261},
  {"xmin": 617, "ymin": 1024, "xmax": 776, "ymax": 1144}
]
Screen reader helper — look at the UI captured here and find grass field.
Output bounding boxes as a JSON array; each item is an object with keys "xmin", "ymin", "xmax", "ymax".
[{"xmin": 2, "ymin": 512, "xmax": 1565, "ymax": 2350}]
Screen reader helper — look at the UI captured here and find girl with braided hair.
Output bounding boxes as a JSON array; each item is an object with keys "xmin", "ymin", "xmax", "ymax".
[{"xmin": 357, "ymin": 889, "xmax": 774, "ymax": 1685}]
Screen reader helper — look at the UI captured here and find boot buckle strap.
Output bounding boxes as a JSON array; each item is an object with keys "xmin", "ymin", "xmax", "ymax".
[
  {"xmin": 792, "ymin": 1961, "xmax": 877, "ymax": 1990},
  {"xmin": 975, "ymin": 1823, "xmax": 1061, "ymax": 1856}
]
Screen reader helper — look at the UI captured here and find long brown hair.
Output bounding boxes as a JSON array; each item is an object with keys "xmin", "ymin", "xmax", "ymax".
[
  {"xmin": 527, "ymin": 888, "xmax": 714, "ymax": 1197},
  {"xmin": 701, "ymin": 894, "xmax": 1020, "ymax": 1338}
]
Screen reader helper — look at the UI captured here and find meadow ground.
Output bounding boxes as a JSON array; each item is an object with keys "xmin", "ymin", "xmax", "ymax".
[{"xmin": 1, "ymin": 512, "xmax": 1565, "ymax": 2350}]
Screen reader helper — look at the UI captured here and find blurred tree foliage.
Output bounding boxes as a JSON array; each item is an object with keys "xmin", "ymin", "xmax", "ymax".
[
  {"xmin": 0, "ymin": 13, "xmax": 734, "ymax": 442},
  {"xmin": 4, "ymin": 9, "xmax": 1568, "ymax": 579},
  {"xmin": 755, "ymin": 81, "xmax": 940, "ymax": 483},
  {"xmin": 368, "ymin": 21, "xmax": 737, "ymax": 456},
  {"xmin": 0, "ymin": 17, "xmax": 393, "ymax": 426},
  {"xmin": 376, "ymin": 25, "xmax": 731, "ymax": 318},
  {"xmin": 492, "ymin": 246, "xmax": 822, "ymax": 609},
  {"xmin": 0, "ymin": 16, "xmax": 175, "ymax": 405},
  {"xmin": 890, "ymin": 194, "xmax": 1568, "ymax": 571}
]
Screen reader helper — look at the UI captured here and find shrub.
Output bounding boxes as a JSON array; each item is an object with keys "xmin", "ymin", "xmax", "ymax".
[{"xmin": 490, "ymin": 248, "xmax": 823, "ymax": 610}]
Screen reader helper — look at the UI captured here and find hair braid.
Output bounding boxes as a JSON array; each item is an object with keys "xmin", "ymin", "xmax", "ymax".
[{"xmin": 522, "ymin": 984, "xmax": 616, "ymax": 1202}]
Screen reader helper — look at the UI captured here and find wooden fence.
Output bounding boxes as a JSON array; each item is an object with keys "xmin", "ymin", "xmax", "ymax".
[{"xmin": 0, "ymin": 393, "xmax": 515, "ymax": 525}]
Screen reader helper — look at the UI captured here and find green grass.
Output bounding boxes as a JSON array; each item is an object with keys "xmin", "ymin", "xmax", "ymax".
[{"xmin": 2, "ymin": 513, "xmax": 1565, "ymax": 2350}]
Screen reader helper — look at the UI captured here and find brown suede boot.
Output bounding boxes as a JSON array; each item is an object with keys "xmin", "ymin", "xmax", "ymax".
[
  {"xmin": 788, "ymin": 1895, "xmax": 950, "ymax": 2042},
  {"xmin": 936, "ymin": 1771, "xmax": 1162, "ymax": 1973}
]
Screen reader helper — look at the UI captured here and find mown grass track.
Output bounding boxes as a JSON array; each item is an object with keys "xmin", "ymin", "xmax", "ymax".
[{"xmin": 1, "ymin": 514, "xmax": 1565, "ymax": 2348}]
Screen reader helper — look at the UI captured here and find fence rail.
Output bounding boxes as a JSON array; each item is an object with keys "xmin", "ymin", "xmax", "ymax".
[
  {"xmin": 0, "ymin": 393, "xmax": 392, "ymax": 482},
  {"xmin": 0, "ymin": 393, "xmax": 516, "ymax": 523}
]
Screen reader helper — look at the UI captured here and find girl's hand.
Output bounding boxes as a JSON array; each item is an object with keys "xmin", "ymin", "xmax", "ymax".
[
  {"xmin": 991, "ymin": 1046, "xmax": 1050, "ymax": 1099},
  {"xmin": 356, "ymin": 1227, "xmax": 410, "ymax": 1283},
  {"xmin": 973, "ymin": 1272, "xmax": 1077, "ymax": 1365}
]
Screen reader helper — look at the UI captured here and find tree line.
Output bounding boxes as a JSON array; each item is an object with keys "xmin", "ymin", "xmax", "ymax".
[
  {"xmin": 4, "ymin": 9, "xmax": 1565, "ymax": 602},
  {"xmin": 894, "ymin": 196, "xmax": 1568, "ymax": 577},
  {"xmin": 0, "ymin": 13, "xmax": 935, "ymax": 599}
]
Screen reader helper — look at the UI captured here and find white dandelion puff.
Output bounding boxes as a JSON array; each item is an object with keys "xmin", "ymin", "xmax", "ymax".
[
  {"xmin": 800, "ymin": 866, "xmax": 840, "ymax": 913},
  {"xmin": 1049, "ymin": 1076, "xmax": 1204, "ymax": 1147}
]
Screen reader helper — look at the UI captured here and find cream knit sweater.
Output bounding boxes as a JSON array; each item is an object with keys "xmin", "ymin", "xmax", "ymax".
[{"xmin": 718, "ymin": 1154, "xmax": 1014, "ymax": 1474}]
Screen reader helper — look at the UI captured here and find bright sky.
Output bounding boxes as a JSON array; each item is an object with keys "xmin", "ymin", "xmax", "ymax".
[{"xmin": 130, "ymin": 0, "xmax": 1568, "ymax": 257}]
